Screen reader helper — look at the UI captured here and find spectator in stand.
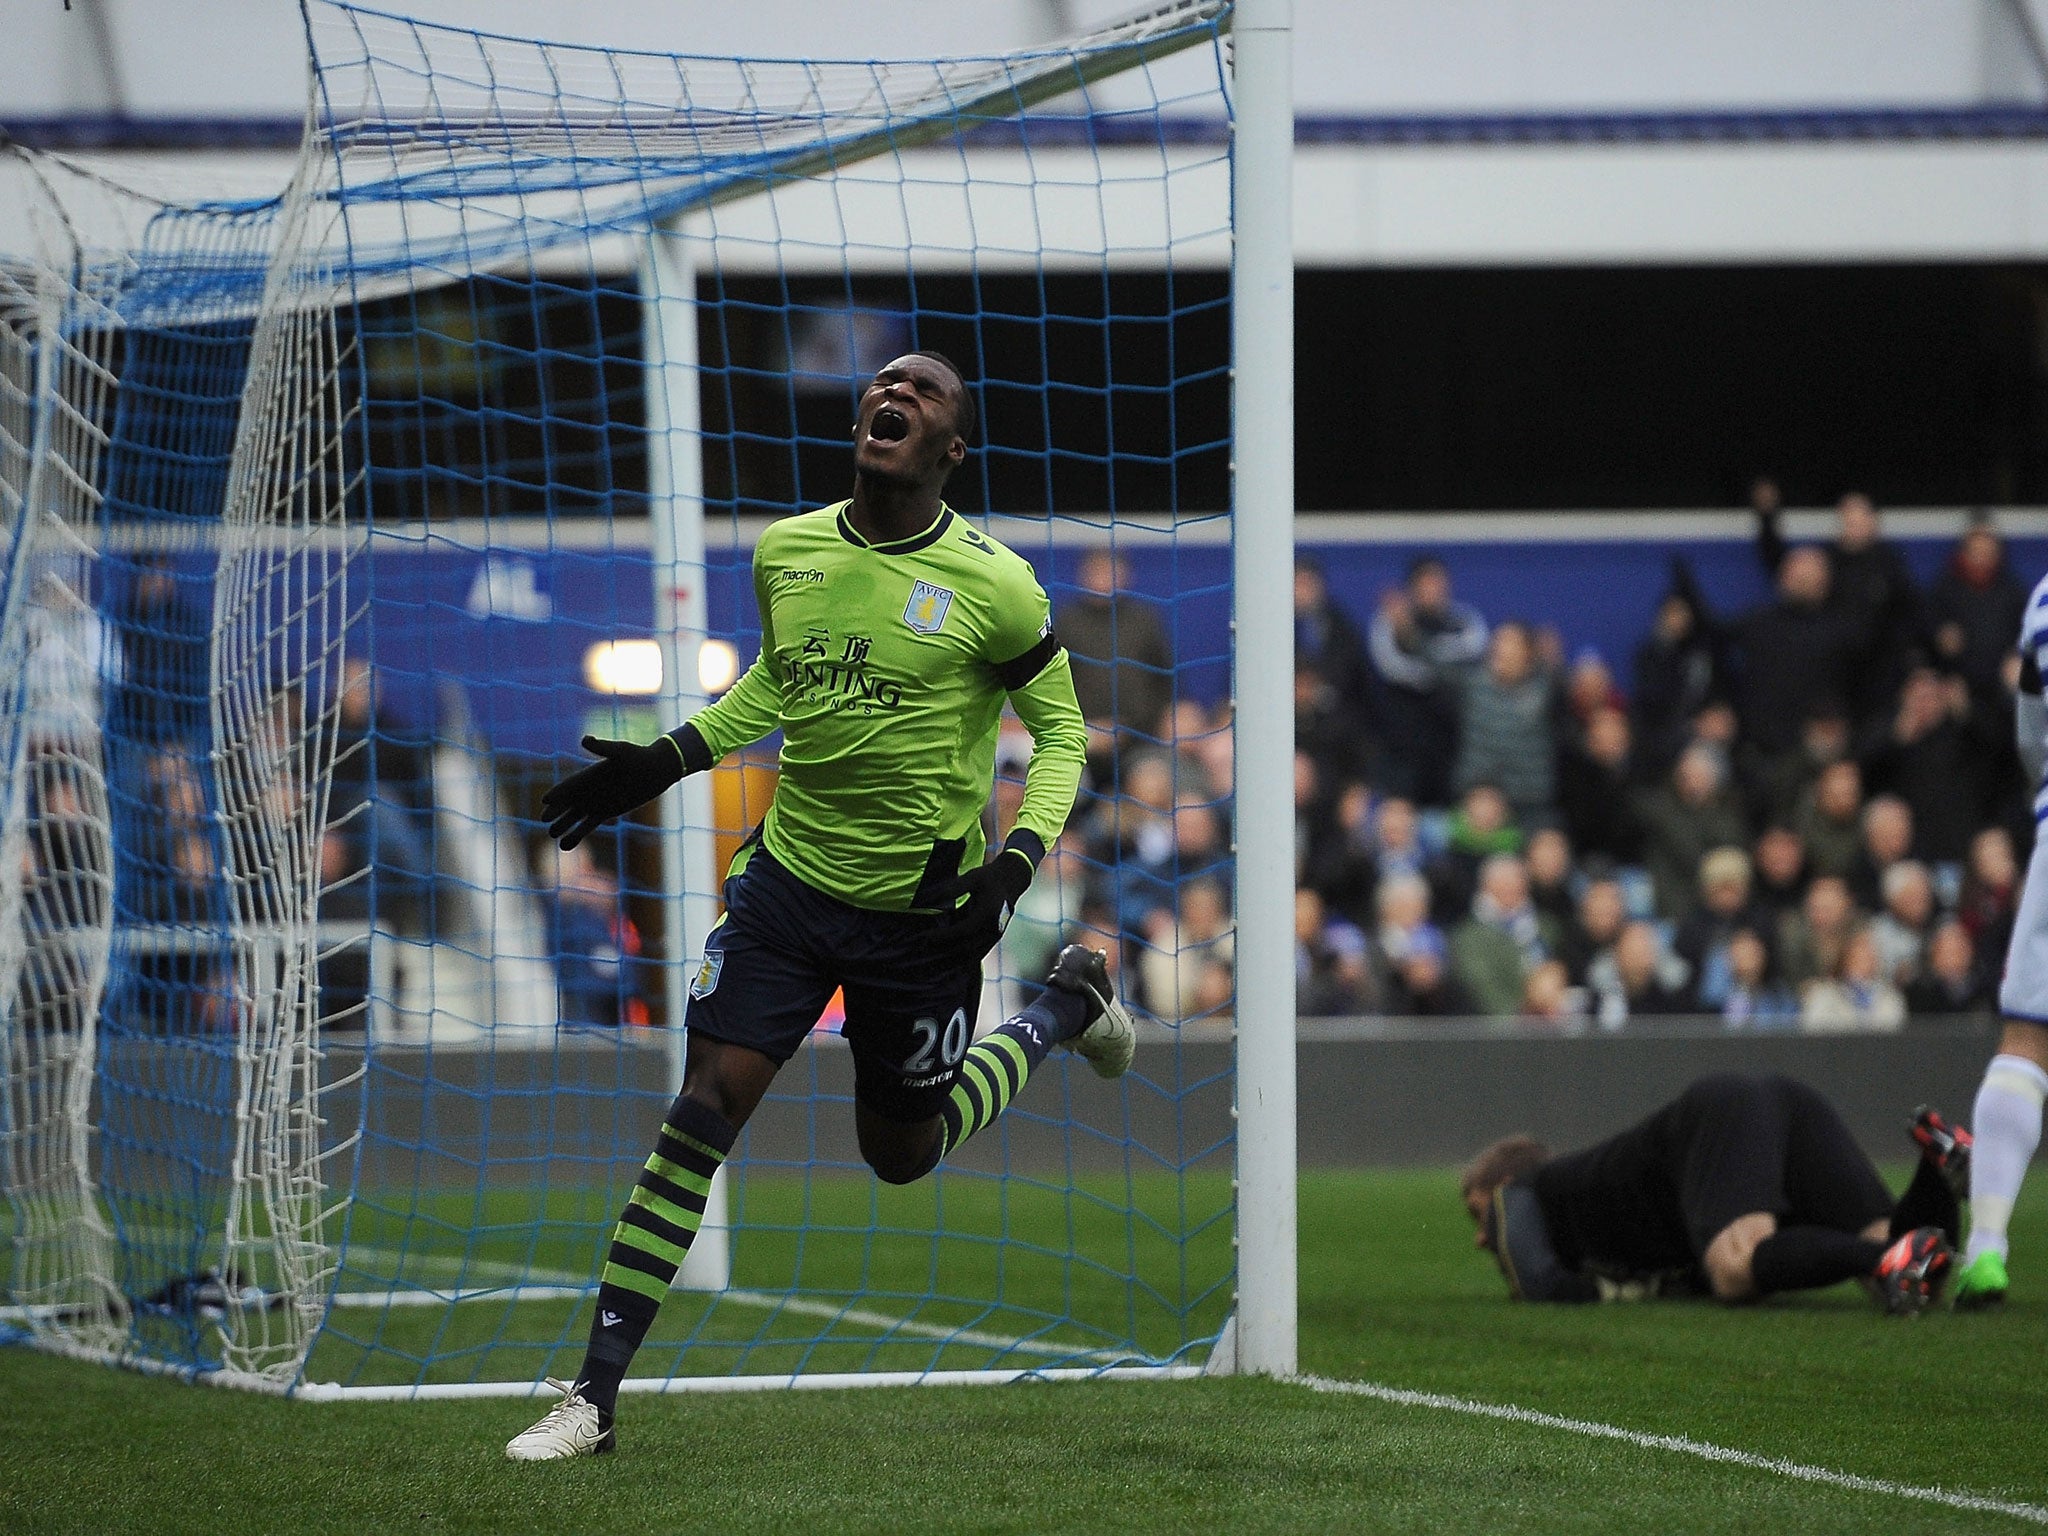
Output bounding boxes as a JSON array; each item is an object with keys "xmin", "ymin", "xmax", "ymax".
[
  {"xmin": 1179, "ymin": 698, "xmax": 1235, "ymax": 803},
  {"xmin": 1107, "ymin": 753, "xmax": 1177, "ymax": 941},
  {"xmin": 1381, "ymin": 926, "xmax": 1476, "ymax": 1018},
  {"xmin": 1850, "ymin": 795, "xmax": 1915, "ymax": 911},
  {"xmin": 126, "ymin": 748, "xmax": 231, "ymax": 1034},
  {"xmin": 1779, "ymin": 874, "xmax": 1859, "ymax": 993},
  {"xmin": 1692, "ymin": 699, "xmax": 1743, "ymax": 760},
  {"xmin": 1139, "ymin": 875, "xmax": 1235, "ymax": 1026},
  {"xmin": 1300, "ymin": 788, "xmax": 1426, "ymax": 934},
  {"xmin": 1563, "ymin": 648, "xmax": 1626, "ymax": 731},
  {"xmin": 1757, "ymin": 491, "xmax": 1922, "ymax": 722},
  {"xmin": 1123, "ymin": 793, "xmax": 1228, "ymax": 958},
  {"xmin": 1451, "ymin": 620, "xmax": 1561, "ymax": 825},
  {"xmin": 1368, "ymin": 794, "xmax": 1427, "ymax": 883},
  {"xmin": 331, "ymin": 655, "xmax": 433, "ymax": 821},
  {"xmin": 1373, "ymin": 870, "xmax": 1441, "ymax": 980},
  {"xmin": 1635, "ymin": 743, "xmax": 1749, "ymax": 922},
  {"xmin": 1905, "ymin": 920, "xmax": 1993, "ymax": 1018},
  {"xmin": 1427, "ymin": 782, "xmax": 1523, "ymax": 925},
  {"xmin": 1793, "ymin": 758, "xmax": 1864, "ymax": 883},
  {"xmin": 1869, "ymin": 860, "xmax": 1935, "ymax": 987},
  {"xmin": 114, "ymin": 554, "xmax": 210, "ymax": 747},
  {"xmin": 1802, "ymin": 924, "xmax": 1907, "ymax": 1033},
  {"xmin": 1727, "ymin": 545, "xmax": 1868, "ymax": 782},
  {"xmin": 1293, "ymin": 557, "xmax": 1374, "ymax": 733},
  {"xmin": 1748, "ymin": 474, "xmax": 1784, "ymax": 522},
  {"xmin": 1524, "ymin": 828, "xmax": 1577, "ymax": 937},
  {"xmin": 1928, "ymin": 513, "xmax": 2027, "ymax": 697},
  {"xmin": 1719, "ymin": 927, "xmax": 1799, "ymax": 1029},
  {"xmin": 24, "ymin": 568, "xmax": 122, "ymax": 755},
  {"xmin": 1292, "ymin": 750, "xmax": 1344, "ymax": 898},
  {"xmin": 320, "ymin": 799, "xmax": 432, "ymax": 935},
  {"xmin": 317, "ymin": 787, "xmax": 432, "ymax": 1028},
  {"xmin": 1751, "ymin": 824, "xmax": 1809, "ymax": 925},
  {"xmin": 130, "ymin": 745, "xmax": 228, "ymax": 1024},
  {"xmin": 138, "ymin": 746, "xmax": 208, "ymax": 851},
  {"xmin": 1558, "ymin": 871, "xmax": 1626, "ymax": 986},
  {"xmin": 1302, "ymin": 780, "xmax": 1377, "ymax": 927},
  {"xmin": 1117, "ymin": 753, "xmax": 1175, "ymax": 854},
  {"xmin": 1520, "ymin": 960, "xmax": 1578, "ymax": 1025},
  {"xmin": 1173, "ymin": 798, "xmax": 1229, "ymax": 882},
  {"xmin": 1588, "ymin": 920, "xmax": 1694, "ymax": 1027},
  {"xmin": 1450, "ymin": 853, "xmax": 1552, "ymax": 1018},
  {"xmin": 1159, "ymin": 699, "xmax": 1224, "ymax": 803},
  {"xmin": 1745, "ymin": 701, "xmax": 1851, "ymax": 830},
  {"xmin": 1558, "ymin": 704, "xmax": 1643, "ymax": 865},
  {"xmin": 1632, "ymin": 564, "xmax": 1728, "ymax": 782},
  {"xmin": 1959, "ymin": 825, "xmax": 2020, "ymax": 965},
  {"xmin": 1675, "ymin": 847, "xmax": 1772, "ymax": 1011},
  {"xmin": 1296, "ymin": 662, "xmax": 1370, "ymax": 792},
  {"xmin": 1368, "ymin": 556, "xmax": 1488, "ymax": 806},
  {"xmin": 1860, "ymin": 665, "xmax": 1998, "ymax": 865},
  {"xmin": 1295, "ymin": 888, "xmax": 1374, "ymax": 1016},
  {"xmin": 548, "ymin": 843, "xmax": 651, "ymax": 1027},
  {"xmin": 1057, "ymin": 548, "xmax": 1172, "ymax": 782}
]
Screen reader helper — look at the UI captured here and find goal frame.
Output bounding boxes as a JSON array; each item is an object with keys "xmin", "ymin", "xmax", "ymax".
[{"xmin": 0, "ymin": 0, "xmax": 1296, "ymax": 1396}]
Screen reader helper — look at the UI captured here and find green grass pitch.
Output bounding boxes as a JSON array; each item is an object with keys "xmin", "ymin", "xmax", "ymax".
[{"xmin": 7, "ymin": 1166, "xmax": 2048, "ymax": 1534}]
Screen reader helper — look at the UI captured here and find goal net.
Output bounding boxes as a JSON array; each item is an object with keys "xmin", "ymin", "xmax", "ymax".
[{"xmin": 0, "ymin": 0, "xmax": 1251, "ymax": 1397}]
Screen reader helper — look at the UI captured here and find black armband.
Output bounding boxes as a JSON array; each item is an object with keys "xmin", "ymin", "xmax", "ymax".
[
  {"xmin": 2022, "ymin": 651, "xmax": 2042, "ymax": 698},
  {"xmin": 994, "ymin": 628, "xmax": 1060, "ymax": 692}
]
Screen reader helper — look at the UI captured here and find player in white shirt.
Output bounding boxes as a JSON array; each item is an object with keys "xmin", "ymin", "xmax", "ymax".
[{"xmin": 1957, "ymin": 570, "xmax": 2048, "ymax": 1307}]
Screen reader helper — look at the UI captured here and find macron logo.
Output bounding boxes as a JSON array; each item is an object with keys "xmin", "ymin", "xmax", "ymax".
[{"xmin": 600, "ymin": 1310, "xmax": 622, "ymax": 1328}]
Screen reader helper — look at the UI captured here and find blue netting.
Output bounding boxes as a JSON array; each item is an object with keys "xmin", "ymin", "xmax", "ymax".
[{"xmin": 3, "ymin": 0, "xmax": 1239, "ymax": 1392}]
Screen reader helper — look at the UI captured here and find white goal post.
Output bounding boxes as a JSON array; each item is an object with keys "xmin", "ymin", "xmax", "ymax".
[{"xmin": 1228, "ymin": 0, "xmax": 1297, "ymax": 1379}]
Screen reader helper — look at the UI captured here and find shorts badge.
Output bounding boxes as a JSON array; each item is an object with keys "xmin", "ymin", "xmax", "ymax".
[
  {"xmin": 689, "ymin": 949, "xmax": 724, "ymax": 1000},
  {"xmin": 903, "ymin": 580, "xmax": 954, "ymax": 635}
]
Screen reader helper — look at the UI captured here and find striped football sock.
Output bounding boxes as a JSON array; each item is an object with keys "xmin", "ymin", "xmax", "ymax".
[
  {"xmin": 574, "ymin": 1093, "xmax": 737, "ymax": 1416},
  {"xmin": 941, "ymin": 988, "xmax": 1087, "ymax": 1155}
]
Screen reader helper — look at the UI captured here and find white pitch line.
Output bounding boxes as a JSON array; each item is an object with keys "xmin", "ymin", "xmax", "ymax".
[
  {"xmin": 1299, "ymin": 1376, "xmax": 2048, "ymax": 1527},
  {"xmin": 728, "ymin": 1290, "xmax": 1121, "ymax": 1363},
  {"xmin": 326, "ymin": 1247, "xmax": 1115, "ymax": 1362}
]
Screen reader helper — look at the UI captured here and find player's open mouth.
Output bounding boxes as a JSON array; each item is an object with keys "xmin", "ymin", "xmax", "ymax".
[{"xmin": 869, "ymin": 405, "xmax": 909, "ymax": 444}]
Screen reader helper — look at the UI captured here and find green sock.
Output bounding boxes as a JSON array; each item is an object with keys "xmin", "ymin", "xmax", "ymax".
[{"xmin": 940, "ymin": 989, "xmax": 1085, "ymax": 1154}]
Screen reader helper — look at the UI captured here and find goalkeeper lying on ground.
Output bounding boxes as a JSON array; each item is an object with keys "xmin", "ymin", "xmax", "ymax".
[
  {"xmin": 506, "ymin": 352, "xmax": 1132, "ymax": 1460},
  {"xmin": 1462, "ymin": 1073, "xmax": 1970, "ymax": 1313}
]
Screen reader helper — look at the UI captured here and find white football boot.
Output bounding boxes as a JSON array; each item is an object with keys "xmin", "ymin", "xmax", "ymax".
[
  {"xmin": 505, "ymin": 1377, "xmax": 615, "ymax": 1460},
  {"xmin": 1049, "ymin": 944, "xmax": 1136, "ymax": 1080}
]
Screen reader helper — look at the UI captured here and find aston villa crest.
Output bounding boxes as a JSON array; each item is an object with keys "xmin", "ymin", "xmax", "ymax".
[{"xmin": 903, "ymin": 580, "xmax": 954, "ymax": 635}]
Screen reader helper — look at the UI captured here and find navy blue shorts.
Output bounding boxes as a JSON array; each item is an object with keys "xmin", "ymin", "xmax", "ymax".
[{"xmin": 682, "ymin": 839, "xmax": 982, "ymax": 1123}]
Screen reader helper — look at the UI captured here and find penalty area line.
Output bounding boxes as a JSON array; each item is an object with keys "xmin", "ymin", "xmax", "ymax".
[{"xmin": 1298, "ymin": 1375, "xmax": 2048, "ymax": 1527}]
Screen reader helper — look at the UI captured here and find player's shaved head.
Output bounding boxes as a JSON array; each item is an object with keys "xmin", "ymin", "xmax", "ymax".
[{"xmin": 906, "ymin": 349, "xmax": 976, "ymax": 444}]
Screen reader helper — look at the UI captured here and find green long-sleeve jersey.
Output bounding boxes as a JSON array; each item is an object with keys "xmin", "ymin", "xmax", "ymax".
[{"xmin": 684, "ymin": 501, "xmax": 1089, "ymax": 912}]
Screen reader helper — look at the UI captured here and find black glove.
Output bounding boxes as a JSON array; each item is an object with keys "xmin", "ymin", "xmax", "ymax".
[
  {"xmin": 541, "ymin": 726, "xmax": 705, "ymax": 849},
  {"xmin": 1491, "ymin": 1183, "xmax": 1599, "ymax": 1304},
  {"xmin": 930, "ymin": 832, "xmax": 1040, "ymax": 968}
]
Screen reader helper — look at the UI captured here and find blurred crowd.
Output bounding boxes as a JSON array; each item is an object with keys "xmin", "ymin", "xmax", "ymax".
[
  {"xmin": 1287, "ymin": 492, "xmax": 2032, "ymax": 1028},
  {"xmin": 1023, "ymin": 496, "xmax": 2037, "ymax": 1031},
  {"xmin": 28, "ymin": 552, "xmax": 650, "ymax": 1032},
  {"xmin": 50, "ymin": 494, "xmax": 2040, "ymax": 1037}
]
